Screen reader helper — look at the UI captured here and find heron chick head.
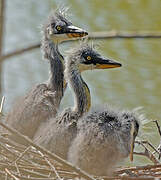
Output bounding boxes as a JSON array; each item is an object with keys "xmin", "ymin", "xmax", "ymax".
[
  {"xmin": 65, "ymin": 41, "xmax": 122, "ymax": 72},
  {"xmin": 44, "ymin": 8, "xmax": 88, "ymax": 43}
]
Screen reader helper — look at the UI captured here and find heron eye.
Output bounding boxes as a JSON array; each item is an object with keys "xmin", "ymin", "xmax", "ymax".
[
  {"xmin": 56, "ymin": 25, "xmax": 62, "ymax": 31},
  {"xmin": 86, "ymin": 56, "xmax": 92, "ymax": 60}
]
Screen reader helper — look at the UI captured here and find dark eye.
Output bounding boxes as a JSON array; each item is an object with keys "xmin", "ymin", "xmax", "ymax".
[
  {"xmin": 56, "ymin": 25, "xmax": 62, "ymax": 31},
  {"xmin": 86, "ymin": 56, "xmax": 92, "ymax": 61}
]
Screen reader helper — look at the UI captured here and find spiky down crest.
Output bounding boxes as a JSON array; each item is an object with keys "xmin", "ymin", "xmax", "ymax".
[
  {"xmin": 65, "ymin": 39, "xmax": 99, "ymax": 62},
  {"xmin": 43, "ymin": 6, "xmax": 70, "ymax": 34},
  {"xmin": 41, "ymin": 6, "xmax": 71, "ymax": 60}
]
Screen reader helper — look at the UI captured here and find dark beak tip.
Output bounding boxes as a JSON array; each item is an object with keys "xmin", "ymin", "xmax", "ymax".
[
  {"xmin": 114, "ymin": 62, "xmax": 122, "ymax": 67},
  {"xmin": 118, "ymin": 63, "xmax": 122, "ymax": 67}
]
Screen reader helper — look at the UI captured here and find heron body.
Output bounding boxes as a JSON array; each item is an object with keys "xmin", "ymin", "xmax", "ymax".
[
  {"xmin": 68, "ymin": 107, "xmax": 140, "ymax": 176},
  {"xmin": 34, "ymin": 42, "xmax": 121, "ymax": 159},
  {"xmin": 5, "ymin": 9, "xmax": 88, "ymax": 140}
]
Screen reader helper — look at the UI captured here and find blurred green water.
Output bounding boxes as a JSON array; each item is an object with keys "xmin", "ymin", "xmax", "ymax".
[{"xmin": 3, "ymin": 0, "xmax": 161, "ymax": 166}]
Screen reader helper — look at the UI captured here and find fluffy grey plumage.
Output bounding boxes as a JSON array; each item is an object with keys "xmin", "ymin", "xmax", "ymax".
[
  {"xmin": 68, "ymin": 106, "xmax": 140, "ymax": 176},
  {"xmin": 34, "ymin": 42, "xmax": 121, "ymax": 159},
  {"xmin": 34, "ymin": 108, "xmax": 79, "ymax": 159},
  {"xmin": 5, "ymin": 8, "xmax": 87, "ymax": 141},
  {"xmin": 6, "ymin": 85, "xmax": 57, "ymax": 140},
  {"xmin": 34, "ymin": 43, "xmax": 93, "ymax": 159}
]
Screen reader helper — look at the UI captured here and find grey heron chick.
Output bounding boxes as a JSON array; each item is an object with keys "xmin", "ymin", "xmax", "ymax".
[
  {"xmin": 68, "ymin": 106, "xmax": 140, "ymax": 176},
  {"xmin": 5, "ymin": 8, "xmax": 88, "ymax": 140},
  {"xmin": 34, "ymin": 42, "xmax": 121, "ymax": 159}
]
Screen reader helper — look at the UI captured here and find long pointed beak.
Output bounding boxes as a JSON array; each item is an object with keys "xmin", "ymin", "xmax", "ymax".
[
  {"xmin": 129, "ymin": 135, "xmax": 135, "ymax": 161},
  {"xmin": 66, "ymin": 25, "xmax": 88, "ymax": 38},
  {"xmin": 129, "ymin": 121, "xmax": 137, "ymax": 162},
  {"xmin": 95, "ymin": 57, "xmax": 122, "ymax": 69}
]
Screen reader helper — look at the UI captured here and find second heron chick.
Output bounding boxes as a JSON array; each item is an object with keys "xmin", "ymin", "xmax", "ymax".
[
  {"xmin": 34, "ymin": 42, "xmax": 121, "ymax": 159},
  {"xmin": 68, "ymin": 100, "xmax": 140, "ymax": 176}
]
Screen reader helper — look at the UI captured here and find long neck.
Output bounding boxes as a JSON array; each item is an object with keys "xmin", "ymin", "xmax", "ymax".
[
  {"xmin": 66, "ymin": 61, "xmax": 91, "ymax": 117},
  {"xmin": 42, "ymin": 37, "xmax": 64, "ymax": 107}
]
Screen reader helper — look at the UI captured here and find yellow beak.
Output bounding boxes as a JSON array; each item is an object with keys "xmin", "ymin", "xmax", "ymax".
[
  {"xmin": 129, "ymin": 136, "xmax": 134, "ymax": 161},
  {"xmin": 96, "ymin": 63, "xmax": 121, "ymax": 69}
]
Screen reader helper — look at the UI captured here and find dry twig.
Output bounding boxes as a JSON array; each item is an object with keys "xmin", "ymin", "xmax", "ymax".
[
  {"xmin": 0, "ymin": 121, "xmax": 95, "ymax": 180},
  {"xmin": 5, "ymin": 168, "xmax": 20, "ymax": 180},
  {"xmin": 14, "ymin": 162, "xmax": 21, "ymax": 176},
  {"xmin": 0, "ymin": 96, "xmax": 5, "ymax": 114},
  {"xmin": 139, "ymin": 140, "xmax": 160, "ymax": 156},
  {"xmin": 38, "ymin": 151, "xmax": 62, "ymax": 180},
  {"xmin": 153, "ymin": 120, "xmax": 161, "ymax": 159},
  {"xmin": 115, "ymin": 164, "xmax": 161, "ymax": 177},
  {"xmin": 12, "ymin": 146, "xmax": 31, "ymax": 164},
  {"xmin": 89, "ymin": 31, "xmax": 161, "ymax": 39},
  {"xmin": 153, "ymin": 120, "xmax": 161, "ymax": 136},
  {"xmin": 134, "ymin": 141, "xmax": 159, "ymax": 164},
  {"xmin": 0, "ymin": 43, "xmax": 40, "ymax": 61}
]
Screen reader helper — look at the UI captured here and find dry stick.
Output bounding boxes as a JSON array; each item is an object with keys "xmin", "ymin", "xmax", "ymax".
[
  {"xmin": 5, "ymin": 141, "xmax": 48, "ymax": 161},
  {"xmin": 1, "ymin": 31, "xmax": 161, "ymax": 62},
  {"xmin": 134, "ymin": 141, "xmax": 159, "ymax": 164},
  {"xmin": 13, "ymin": 167, "xmax": 51, "ymax": 179},
  {"xmin": 2, "ymin": 170, "xmax": 51, "ymax": 180},
  {"xmin": 133, "ymin": 151, "xmax": 153, "ymax": 159},
  {"xmin": 5, "ymin": 168, "xmax": 20, "ymax": 180},
  {"xmin": 0, "ymin": 162, "xmax": 77, "ymax": 177},
  {"xmin": 38, "ymin": 151, "xmax": 61, "ymax": 180},
  {"xmin": 0, "ymin": 122, "xmax": 95, "ymax": 180},
  {"xmin": 104, "ymin": 177, "xmax": 155, "ymax": 180},
  {"xmin": 0, "ymin": 139, "xmax": 55, "ymax": 171},
  {"xmin": 116, "ymin": 164, "xmax": 161, "ymax": 174},
  {"xmin": 56, "ymin": 170, "xmax": 78, "ymax": 178},
  {"xmin": 0, "ymin": 163, "xmax": 49, "ymax": 178},
  {"xmin": 4, "ymin": 172, "xmax": 48, "ymax": 180},
  {"xmin": 28, "ymin": 150, "xmax": 55, "ymax": 168},
  {"xmin": 0, "ymin": 111, "xmax": 43, "ymax": 169},
  {"xmin": 139, "ymin": 140, "xmax": 160, "ymax": 156},
  {"xmin": 17, "ymin": 169, "xmax": 50, "ymax": 179},
  {"xmin": 0, "ymin": 141, "xmax": 39, "ymax": 166},
  {"xmin": 153, "ymin": 120, "xmax": 161, "ymax": 136},
  {"xmin": 15, "ymin": 178, "xmax": 54, "ymax": 180},
  {"xmin": 3, "ymin": 169, "xmax": 57, "ymax": 180},
  {"xmin": 15, "ymin": 162, "xmax": 21, "ymax": 176},
  {"xmin": 0, "ymin": 169, "xmax": 11, "ymax": 178},
  {"xmin": 12, "ymin": 146, "xmax": 31, "ymax": 165},
  {"xmin": 0, "ymin": 135, "xmax": 27, "ymax": 151},
  {"xmin": 135, "ymin": 142, "xmax": 159, "ymax": 164},
  {"xmin": 0, "ymin": 96, "xmax": 4, "ymax": 114},
  {"xmin": 89, "ymin": 31, "xmax": 161, "ymax": 39},
  {"xmin": 153, "ymin": 120, "xmax": 161, "ymax": 159},
  {"xmin": 5, "ymin": 173, "xmax": 7, "ymax": 180},
  {"xmin": 0, "ymin": 133, "xmax": 10, "ymax": 138},
  {"xmin": 0, "ymin": 43, "xmax": 40, "ymax": 61},
  {"xmin": 6, "ymin": 176, "xmax": 55, "ymax": 180},
  {"xmin": 145, "ymin": 167, "xmax": 161, "ymax": 173},
  {"xmin": 0, "ymin": 141, "xmax": 22, "ymax": 160},
  {"xmin": 4, "ymin": 161, "xmax": 79, "ymax": 179}
]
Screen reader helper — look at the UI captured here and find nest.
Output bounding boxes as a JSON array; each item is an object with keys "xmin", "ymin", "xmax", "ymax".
[{"xmin": 0, "ymin": 97, "xmax": 161, "ymax": 180}]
